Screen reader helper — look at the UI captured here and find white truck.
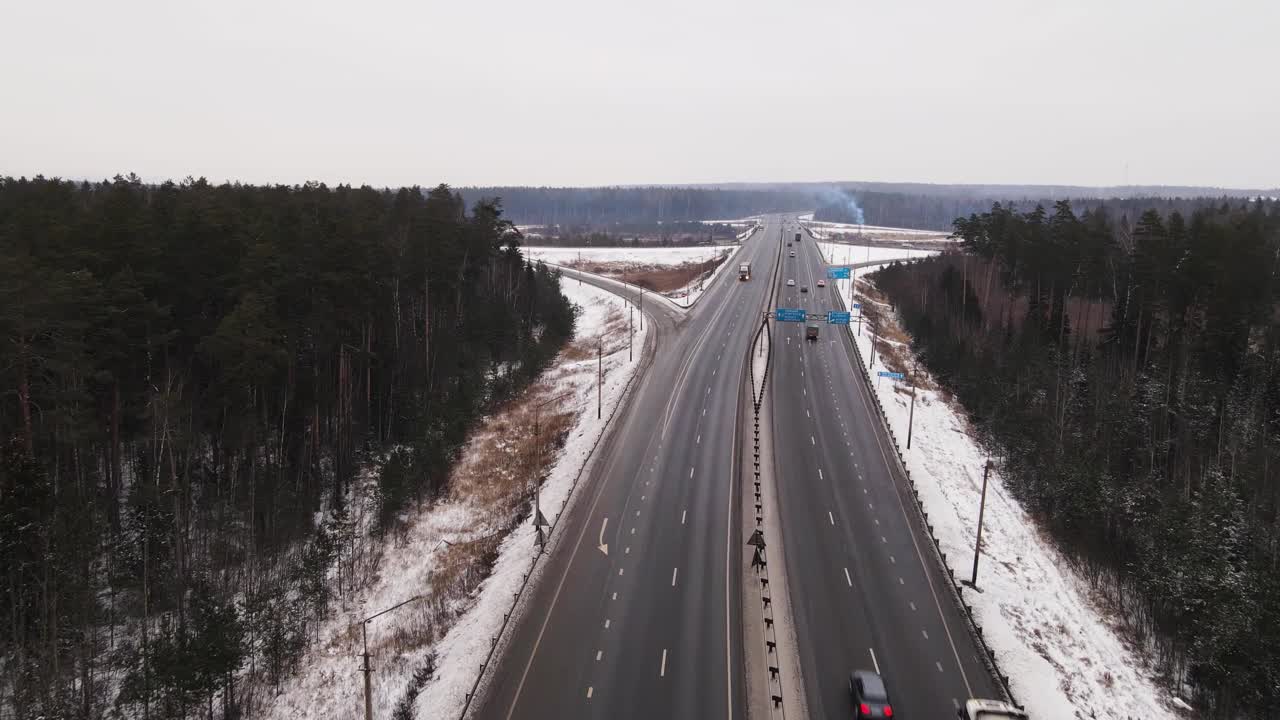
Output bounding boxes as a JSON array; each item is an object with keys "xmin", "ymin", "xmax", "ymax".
[
  {"xmin": 738, "ymin": 262, "xmax": 751, "ymax": 281},
  {"xmin": 958, "ymin": 698, "xmax": 1029, "ymax": 720}
]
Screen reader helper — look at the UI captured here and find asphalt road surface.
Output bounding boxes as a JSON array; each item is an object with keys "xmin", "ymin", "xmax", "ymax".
[
  {"xmin": 770, "ymin": 225, "xmax": 1001, "ymax": 717},
  {"xmin": 475, "ymin": 217, "xmax": 785, "ymax": 720}
]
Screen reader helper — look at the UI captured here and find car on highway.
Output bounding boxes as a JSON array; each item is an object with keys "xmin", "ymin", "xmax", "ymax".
[
  {"xmin": 805, "ymin": 324, "xmax": 819, "ymax": 341},
  {"xmin": 957, "ymin": 698, "xmax": 1028, "ymax": 719},
  {"xmin": 787, "ymin": 279, "xmax": 796, "ymax": 286},
  {"xmin": 850, "ymin": 670, "xmax": 893, "ymax": 718},
  {"xmin": 789, "ymin": 251, "xmax": 796, "ymax": 257},
  {"xmin": 817, "ymin": 279, "xmax": 826, "ymax": 287},
  {"xmin": 800, "ymin": 286, "xmax": 808, "ymax": 293}
]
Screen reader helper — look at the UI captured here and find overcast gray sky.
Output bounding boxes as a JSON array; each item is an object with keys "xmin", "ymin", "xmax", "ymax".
[{"xmin": 3, "ymin": 0, "xmax": 1277, "ymax": 189}]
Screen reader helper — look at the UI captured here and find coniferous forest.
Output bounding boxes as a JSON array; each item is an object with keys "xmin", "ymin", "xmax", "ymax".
[
  {"xmin": 0, "ymin": 176, "xmax": 574, "ymax": 718},
  {"xmin": 873, "ymin": 199, "xmax": 1280, "ymax": 717}
]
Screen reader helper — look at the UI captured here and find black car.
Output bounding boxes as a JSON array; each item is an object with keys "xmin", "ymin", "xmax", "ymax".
[
  {"xmin": 850, "ymin": 670, "xmax": 893, "ymax": 718},
  {"xmin": 800, "ymin": 286, "xmax": 808, "ymax": 293}
]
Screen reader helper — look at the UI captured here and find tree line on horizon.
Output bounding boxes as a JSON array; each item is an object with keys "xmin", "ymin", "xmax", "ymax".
[
  {"xmin": 0, "ymin": 175, "xmax": 574, "ymax": 718},
  {"xmin": 872, "ymin": 198, "xmax": 1280, "ymax": 717}
]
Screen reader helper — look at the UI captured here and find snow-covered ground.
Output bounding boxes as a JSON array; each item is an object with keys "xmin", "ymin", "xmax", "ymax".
[
  {"xmin": 837, "ymin": 265, "xmax": 1181, "ymax": 720},
  {"xmin": 524, "ymin": 245, "xmax": 739, "ymax": 267},
  {"xmin": 817, "ymin": 241, "xmax": 938, "ymax": 267},
  {"xmin": 264, "ymin": 280, "xmax": 648, "ymax": 720},
  {"xmin": 804, "ymin": 219, "xmax": 955, "ymax": 244},
  {"xmin": 525, "ymin": 242, "xmax": 746, "ymax": 307}
]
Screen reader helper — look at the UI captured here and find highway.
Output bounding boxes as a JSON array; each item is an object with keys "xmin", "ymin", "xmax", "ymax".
[
  {"xmin": 474, "ymin": 218, "xmax": 785, "ymax": 720},
  {"xmin": 769, "ymin": 223, "xmax": 1001, "ymax": 716}
]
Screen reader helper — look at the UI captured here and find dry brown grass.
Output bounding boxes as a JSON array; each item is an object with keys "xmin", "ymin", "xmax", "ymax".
[
  {"xmin": 858, "ymin": 281, "xmax": 939, "ymax": 392},
  {"xmin": 568, "ymin": 256, "xmax": 725, "ymax": 293}
]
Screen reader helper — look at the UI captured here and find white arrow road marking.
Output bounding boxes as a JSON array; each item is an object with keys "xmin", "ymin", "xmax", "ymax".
[{"xmin": 598, "ymin": 517, "xmax": 609, "ymax": 555}]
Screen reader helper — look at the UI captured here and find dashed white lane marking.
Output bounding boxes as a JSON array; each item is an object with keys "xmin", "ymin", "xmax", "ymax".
[
  {"xmin": 587, "ymin": 687, "xmax": 593, "ymax": 698},
  {"xmin": 806, "ymin": 409, "xmax": 810, "ymax": 418},
  {"xmin": 641, "ymin": 495, "xmax": 646, "ymax": 501},
  {"xmin": 899, "ymin": 577, "xmax": 905, "ymax": 585},
  {"xmin": 922, "ymin": 629, "xmax": 929, "ymax": 640},
  {"xmin": 604, "ymin": 619, "xmax": 611, "ymax": 628},
  {"xmin": 706, "ymin": 386, "xmax": 710, "ymax": 395},
  {"xmin": 936, "ymin": 661, "xmax": 945, "ymax": 673},
  {"xmin": 881, "ymin": 536, "xmax": 887, "ymax": 543},
  {"xmin": 625, "ymin": 547, "xmax": 630, "ymax": 554},
  {"xmin": 910, "ymin": 601, "xmax": 917, "ymax": 611},
  {"xmin": 869, "ymin": 502, "xmax": 874, "ymax": 510},
  {"xmin": 703, "ymin": 408, "xmax": 706, "ymax": 416},
  {"xmin": 869, "ymin": 647, "xmax": 881, "ymax": 674},
  {"xmin": 818, "ymin": 469, "xmax": 824, "ymax": 479},
  {"xmin": 635, "ymin": 510, "xmax": 641, "ymax": 517},
  {"xmin": 890, "ymin": 555, "xmax": 896, "ymax": 564},
  {"xmin": 681, "ymin": 510, "xmax": 687, "ymax": 524},
  {"xmin": 612, "ymin": 592, "xmax": 617, "ymax": 600},
  {"xmin": 828, "ymin": 511, "xmax": 835, "ymax": 525},
  {"xmin": 689, "ymin": 467, "xmax": 695, "ymax": 478},
  {"xmin": 697, "ymin": 434, "xmax": 701, "ymax": 445},
  {"xmin": 844, "ymin": 568, "xmax": 853, "ymax": 586},
  {"xmin": 631, "ymin": 527, "xmax": 636, "ymax": 534},
  {"xmin": 619, "ymin": 569, "xmax": 624, "ymax": 576},
  {"xmin": 672, "ymin": 567, "xmax": 679, "ymax": 586},
  {"xmin": 660, "ymin": 649, "xmax": 668, "ymax": 677},
  {"xmin": 874, "ymin": 519, "xmax": 880, "ymax": 526},
  {"xmin": 953, "ymin": 698, "xmax": 960, "ymax": 709},
  {"xmin": 810, "ymin": 436, "xmax": 816, "ymax": 445},
  {"xmin": 596, "ymin": 650, "xmax": 603, "ymax": 661}
]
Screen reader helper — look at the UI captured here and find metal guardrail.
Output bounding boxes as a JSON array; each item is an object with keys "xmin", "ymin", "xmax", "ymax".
[{"xmin": 745, "ymin": 222, "xmax": 787, "ymax": 718}]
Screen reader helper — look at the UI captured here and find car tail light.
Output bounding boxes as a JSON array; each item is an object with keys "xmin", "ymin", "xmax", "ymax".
[
  {"xmin": 883, "ymin": 705, "xmax": 893, "ymax": 717},
  {"xmin": 859, "ymin": 703, "xmax": 870, "ymax": 716}
]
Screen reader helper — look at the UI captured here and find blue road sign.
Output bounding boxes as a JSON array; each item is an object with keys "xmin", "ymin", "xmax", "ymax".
[
  {"xmin": 827, "ymin": 311, "xmax": 851, "ymax": 324},
  {"xmin": 877, "ymin": 371, "xmax": 905, "ymax": 379},
  {"xmin": 827, "ymin": 267, "xmax": 851, "ymax": 279},
  {"xmin": 775, "ymin": 308, "xmax": 807, "ymax": 322},
  {"xmin": 851, "ymin": 303, "xmax": 862, "ymax": 309}
]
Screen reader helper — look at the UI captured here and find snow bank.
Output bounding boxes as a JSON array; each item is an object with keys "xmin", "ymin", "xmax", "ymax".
[
  {"xmin": 837, "ymin": 264, "xmax": 1180, "ymax": 720},
  {"xmin": 263, "ymin": 281, "xmax": 648, "ymax": 720}
]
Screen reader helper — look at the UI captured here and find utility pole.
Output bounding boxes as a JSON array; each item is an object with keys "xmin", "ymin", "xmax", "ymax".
[
  {"xmin": 597, "ymin": 341, "xmax": 602, "ymax": 419},
  {"xmin": 906, "ymin": 370, "xmax": 917, "ymax": 450},
  {"xmin": 362, "ymin": 622, "xmax": 372, "ymax": 720},
  {"xmin": 970, "ymin": 460, "xmax": 993, "ymax": 588}
]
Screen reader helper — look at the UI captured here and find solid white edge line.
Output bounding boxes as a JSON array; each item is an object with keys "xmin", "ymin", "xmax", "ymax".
[
  {"xmin": 672, "ymin": 567, "xmax": 679, "ymax": 586},
  {"xmin": 869, "ymin": 647, "xmax": 880, "ymax": 674},
  {"xmin": 844, "ymin": 567, "xmax": 853, "ymax": 586},
  {"xmin": 661, "ymin": 648, "xmax": 668, "ymax": 677}
]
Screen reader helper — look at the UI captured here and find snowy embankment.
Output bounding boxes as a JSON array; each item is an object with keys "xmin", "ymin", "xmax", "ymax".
[
  {"xmin": 829, "ymin": 257, "xmax": 1179, "ymax": 720},
  {"xmin": 264, "ymin": 280, "xmax": 647, "ymax": 720}
]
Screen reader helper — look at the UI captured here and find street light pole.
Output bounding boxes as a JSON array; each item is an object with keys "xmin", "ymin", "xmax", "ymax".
[
  {"xmin": 970, "ymin": 459, "xmax": 993, "ymax": 588},
  {"xmin": 597, "ymin": 341, "xmax": 602, "ymax": 419},
  {"xmin": 359, "ymin": 595, "xmax": 426, "ymax": 720}
]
